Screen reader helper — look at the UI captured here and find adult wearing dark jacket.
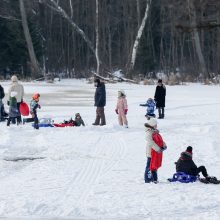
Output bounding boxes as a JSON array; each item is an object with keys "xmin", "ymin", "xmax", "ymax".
[
  {"xmin": 0, "ymin": 84, "xmax": 5, "ymax": 121},
  {"xmin": 176, "ymin": 146, "xmax": 208, "ymax": 178},
  {"xmin": 93, "ymin": 78, "xmax": 106, "ymax": 126},
  {"xmin": 154, "ymin": 79, "xmax": 166, "ymax": 119}
]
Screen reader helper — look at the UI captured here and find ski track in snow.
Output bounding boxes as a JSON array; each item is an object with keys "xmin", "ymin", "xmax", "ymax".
[{"xmin": 55, "ymin": 133, "xmax": 126, "ymax": 216}]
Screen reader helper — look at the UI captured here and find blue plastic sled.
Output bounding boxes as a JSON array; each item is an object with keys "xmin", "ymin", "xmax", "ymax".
[
  {"xmin": 168, "ymin": 172, "xmax": 198, "ymax": 183},
  {"xmin": 31, "ymin": 118, "xmax": 54, "ymax": 128}
]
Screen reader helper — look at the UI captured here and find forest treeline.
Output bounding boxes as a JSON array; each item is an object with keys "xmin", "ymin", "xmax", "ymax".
[{"xmin": 0, "ymin": 0, "xmax": 220, "ymax": 81}]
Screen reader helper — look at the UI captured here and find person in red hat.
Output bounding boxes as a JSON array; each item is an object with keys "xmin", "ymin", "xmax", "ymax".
[
  {"xmin": 176, "ymin": 146, "xmax": 209, "ymax": 178},
  {"xmin": 23, "ymin": 93, "xmax": 41, "ymax": 129}
]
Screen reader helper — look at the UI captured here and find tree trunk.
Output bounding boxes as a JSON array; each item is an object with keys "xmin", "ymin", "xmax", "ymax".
[
  {"xmin": 127, "ymin": 0, "xmax": 151, "ymax": 75},
  {"xmin": 19, "ymin": 0, "xmax": 40, "ymax": 77},
  {"xmin": 188, "ymin": 0, "xmax": 208, "ymax": 79},
  {"xmin": 95, "ymin": 0, "xmax": 100, "ymax": 75}
]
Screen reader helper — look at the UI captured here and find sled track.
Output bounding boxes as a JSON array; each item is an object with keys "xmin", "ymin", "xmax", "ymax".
[{"xmin": 58, "ymin": 133, "xmax": 126, "ymax": 216}]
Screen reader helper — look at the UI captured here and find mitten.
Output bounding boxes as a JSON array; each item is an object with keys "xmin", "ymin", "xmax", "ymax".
[
  {"xmin": 115, "ymin": 109, "xmax": 118, "ymax": 114},
  {"xmin": 38, "ymin": 104, "xmax": 41, "ymax": 109},
  {"xmin": 124, "ymin": 109, "xmax": 128, "ymax": 115}
]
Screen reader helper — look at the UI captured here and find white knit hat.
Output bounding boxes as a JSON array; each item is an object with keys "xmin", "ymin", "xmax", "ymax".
[
  {"xmin": 147, "ymin": 117, "xmax": 157, "ymax": 127},
  {"xmin": 11, "ymin": 75, "xmax": 18, "ymax": 82}
]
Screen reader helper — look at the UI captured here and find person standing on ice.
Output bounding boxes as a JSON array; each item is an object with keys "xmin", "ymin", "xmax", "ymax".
[
  {"xmin": 93, "ymin": 78, "xmax": 106, "ymax": 126},
  {"xmin": 144, "ymin": 118, "xmax": 167, "ymax": 183},
  {"xmin": 7, "ymin": 91, "xmax": 20, "ymax": 126},
  {"xmin": 115, "ymin": 90, "xmax": 128, "ymax": 128},
  {"xmin": 154, "ymin": 79, "xmax": 166, "ymax": 119},
  {"xmin": 0, "ymin": 84, "xmax": 5, "ymax": 121},
  {"xmin": 7, "ymin": 75, "xmax": 24, "ymax": 124}
]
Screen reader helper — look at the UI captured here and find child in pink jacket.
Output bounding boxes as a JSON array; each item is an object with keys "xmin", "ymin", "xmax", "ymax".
[{"xmin": 115, "ymin": 90, "xmax": 128, "ymax": 128}]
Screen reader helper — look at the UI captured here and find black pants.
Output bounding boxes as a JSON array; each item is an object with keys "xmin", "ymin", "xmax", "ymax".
[
  {"xmin": 24, "ymin": 111, "xmax": 39, "ymax": 129},
  {"xmin": 195, "ymin": 166, "xmax": 208, "ymax": 177}
]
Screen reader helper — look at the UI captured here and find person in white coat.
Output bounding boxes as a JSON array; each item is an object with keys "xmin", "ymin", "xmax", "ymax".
[{"xmin": 7, "ymin": 75, "xmax": 24, "ymax": 124}]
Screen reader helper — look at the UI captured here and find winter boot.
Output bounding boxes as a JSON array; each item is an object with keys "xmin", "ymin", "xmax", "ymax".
[
  {"xmin": 161, "ymin": 108, "xmax": 165, "ymax": 119},
  {"xmin": 7, "ymin": 118, "xmax": 10, "ymax": 126},
  {"xmin": 158, "ymin": 108, "xmax": 162, "ymax": 119},
  {"xmin": 206, "ymin": 176, "xmax": 220, "ymax": 184}
]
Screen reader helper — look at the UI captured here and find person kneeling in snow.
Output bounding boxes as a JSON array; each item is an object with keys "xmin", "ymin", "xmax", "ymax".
[{"xmin": 144, "ymin": 118, "xmax": 167, "ymax": 183}]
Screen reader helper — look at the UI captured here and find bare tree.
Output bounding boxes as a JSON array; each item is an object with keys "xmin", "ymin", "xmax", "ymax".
[
  {"xmin": 19, "ymin": 0, "xmax": 41, "ymax": 77},
  {"xmin": 127, "ymin": 0, "xmax": 151, "ymax": 75},
  {"xmin": 187, "ymin": 0, "xmax": 208, "ymax": 79}
]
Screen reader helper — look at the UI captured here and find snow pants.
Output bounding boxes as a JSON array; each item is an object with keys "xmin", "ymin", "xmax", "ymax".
[
  {"xmin": 94, "ymin": 107, "xmax": 106, "ymax": 125},
  {"xmin": 193, "ymin": 166, "xmax": 208, "ymax": 178},
  {"xmin": 118, "ymin": 112, "xmax": 128, "ymax": 127},
  {"xmin": 144, "ymin": 157, "xmax": 158, "ymax": 183},
  {"xmin": 23, "ymin": 111, "xmax": 39, "ymax": 129}
]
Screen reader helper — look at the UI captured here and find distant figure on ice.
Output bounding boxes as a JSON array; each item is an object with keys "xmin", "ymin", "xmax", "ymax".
[
  {"xmin": 144, "ymin": 118, "xmax": 167, "ymax": 183},
  {"xmin": 175, "ymin": 146, "xmax": 220, "ymax": 184},
  {"xmin": 7, "ymin": 75, "xmax": 24, "ymax": 124},
  {"xmin": 140, "ymin": 98, "xmax": 156, "ymax": 119},
  {"xmin": 0, "ymin": 84, "xmax": 5, "ymax": 121},
  {"xmin": 115, "ymin": 90, "xmax": 128, "ymax": 128},
  {"xmin": 23, "ymin": 93, "xmax": 41, "ymax": 129},
  {"xmin": 93, "ymin": 78, "xmax": 106, "ymax": 126},
  {"xmin": 7, "ymin": 91, "xmax": 20, "ymax": 126},
  {"xmin": 154, "ymin": 79, "xmax": 166, "ymax": 119}
]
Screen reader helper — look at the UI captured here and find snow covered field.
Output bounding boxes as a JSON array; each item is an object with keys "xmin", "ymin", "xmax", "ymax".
[{"xmin": 0, "ymin": 79, "xmax": 220, "ymax": 220}]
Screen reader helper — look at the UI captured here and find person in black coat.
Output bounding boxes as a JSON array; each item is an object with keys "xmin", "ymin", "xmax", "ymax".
[
  {"xmin": 0, "ymin": 84, "xmax": 5, "ymax": 121},
  {"xmin": 154, "ymin": 79, "xmax": 166, "ymax": 119},
  {"xmin": 93, "ymin": 78, "xmax": 106, "ymax": 126},
  {"xmin": 176, "ymin": 146, "xmax": 209, "ymax": 178}
]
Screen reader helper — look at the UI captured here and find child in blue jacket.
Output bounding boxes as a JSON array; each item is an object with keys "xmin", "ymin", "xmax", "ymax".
[{"xmin": 140, "ymin": 98, "xmax": 156, "ymax": 119}]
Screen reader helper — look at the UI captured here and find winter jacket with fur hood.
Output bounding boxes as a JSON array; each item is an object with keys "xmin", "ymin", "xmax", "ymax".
[
  {"xmin": 145, "ymin": 127, "xmax": 161, "ymax": 157},
  {"xmin": 8, "ymin": 76, "xmax": 24, "ymax": 103}
]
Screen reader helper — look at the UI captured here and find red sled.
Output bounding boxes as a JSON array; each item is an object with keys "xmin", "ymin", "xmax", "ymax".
[
  {"xmin": 53, "ymin": 123, "xmax": 74, "ymax": 127},
  {"xmin": 19, "ymin": 102, "xmax": 30, "ymax": 116}
]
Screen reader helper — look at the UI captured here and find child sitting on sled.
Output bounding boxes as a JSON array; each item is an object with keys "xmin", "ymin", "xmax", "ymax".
[
  {"xmin": 144, "ymin": 117, "xmax": 167, "ymax": 183},
  {"xmin": 140, "ymin": 98, "xmax": 156, "ymax": 119},
  {"xmin": 63, "ymin": 113, "xmax": 85, "ymax": 126},
  {"xmin": 23, "ymin": 93, "xmax": 41, "ymax": 129},
  {"xmin": 175, "ymin": 146, "xmax": 220, "ymax": 184}
]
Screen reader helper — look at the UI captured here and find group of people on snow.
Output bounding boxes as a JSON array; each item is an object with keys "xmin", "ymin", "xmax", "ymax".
[{"xmin": 0, "ymin": 76, "xmax": 218, "ymax": 184}]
